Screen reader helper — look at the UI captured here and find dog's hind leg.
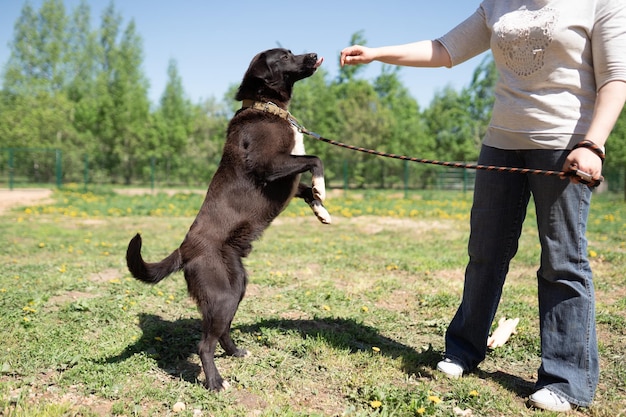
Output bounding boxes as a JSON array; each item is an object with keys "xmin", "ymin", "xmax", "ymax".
[
  {"xmin": 197, "ymin": 296, "xmax": 244, "ymax": 391},
  {"xmin": 219, "ymin": 324, "xmax": 249, "ymax": 358},
  {"xmin": 198, "ymin": 327, "xmax": 229, "ymax": 391},
  {"xmin": 217, "ymin": 258, "xmax": 249, "ymax": 358},
  {"xmin": 193, "ymin": 252, "xmax": 249, "ymax": 391},
  {"xmin": 296, "ymin": 183, "xmax": 331, "ymax": 224}
]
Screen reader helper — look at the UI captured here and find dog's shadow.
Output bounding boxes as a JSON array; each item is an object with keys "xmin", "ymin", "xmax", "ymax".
[
  {"xmin": 104, "ymin": 313, "xmax": 440, "ymax": 383},
  {"xmin": 105, "ymin": 314, "xmax": 204, "ymax": 383}
]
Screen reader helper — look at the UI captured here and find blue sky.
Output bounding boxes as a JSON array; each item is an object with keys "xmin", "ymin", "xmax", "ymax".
[{"xmin": 0, "ymin": 0, "xmax": 489, "ymax": 107}]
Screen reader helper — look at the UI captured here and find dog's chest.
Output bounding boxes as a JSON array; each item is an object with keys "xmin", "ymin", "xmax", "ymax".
[{"xmin": 291, "ymin": 126, "xmax": 305, "ymax": 156}]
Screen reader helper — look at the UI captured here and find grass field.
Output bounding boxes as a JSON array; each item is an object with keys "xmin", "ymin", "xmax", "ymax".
[{"xmin": 1, "ymin": 186, "xmax": 625, "ymax": 416}]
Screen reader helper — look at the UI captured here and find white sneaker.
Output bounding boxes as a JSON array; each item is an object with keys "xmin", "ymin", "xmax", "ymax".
[
  {"xmin": 528, "ymin": 388, "xmax": 572, "ymax": 412},
  {"xmin": 436, "ymin": 358, "xmax": 463, "ymax": 378}
]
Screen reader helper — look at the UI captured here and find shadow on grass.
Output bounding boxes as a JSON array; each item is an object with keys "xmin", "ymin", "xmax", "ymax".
[
  {"xmin": 104, "ymin": 314, "xmax": 203, "ymax": 383},
  {"xmin": 476, "ymin": 369, "xmax": 536, "ymax": 398},
  {"xmin": 104, "ymin": 313, "xmax": 440, "ymax": 384},
  {"xmin": 236, "ymin": 317, "xmax": 441, "ymax": 377}
]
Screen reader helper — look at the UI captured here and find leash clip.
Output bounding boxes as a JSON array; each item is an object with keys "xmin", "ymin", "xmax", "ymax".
[
  {"xmin": 569, "ymin": 169, "xmax": 603, "ymax": 188},
  {"xmin": 574, "ymin": 169, "xmax": 593, "ymax": 183}
]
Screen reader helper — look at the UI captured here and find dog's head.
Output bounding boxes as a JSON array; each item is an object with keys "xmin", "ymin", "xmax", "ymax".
[{"xmin": 235, "ymin": 48, "xmax": 323, "ymax": 105}]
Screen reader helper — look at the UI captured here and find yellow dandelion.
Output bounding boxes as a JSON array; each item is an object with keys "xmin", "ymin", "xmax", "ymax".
[
  {"xmin": 361, "ymin": 306, "xmax": 369, "ymax": 313},
  {"xmin": 38, "ymin": 242, "xmax": 45, "ymax": 248},
  {"xmin": 322, "ymin": 305, "xmax": 331, "ymax": 311},
  {"xmin": 154, "ymin": 336, "xmax": 163, "ymax": 342},
  {"xmin": 370, "ymin": 400, "xmax": 382, "ymax": 409},
  {"xmin": 428, "ymin": 395, "xmax": 442, "ymax": 404},
  {"xmin": 469, "ymin": 390, "xmax": 479, "ymax": 397},
  {"xmin": 372, "ymin": 346, "xmax": 380, "ymax": 353},
  {"xmin": 589, "ymin": 250, "xmax": 598, "ymax": 258},
  {"xmin": 416, "ymin": 407, "xmax": 426, "ymax": 415}
]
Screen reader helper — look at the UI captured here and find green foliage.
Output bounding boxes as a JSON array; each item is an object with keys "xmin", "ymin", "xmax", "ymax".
[{"xmin": 0, "ymin": 2, "xmax": 498, "ymax": 189}]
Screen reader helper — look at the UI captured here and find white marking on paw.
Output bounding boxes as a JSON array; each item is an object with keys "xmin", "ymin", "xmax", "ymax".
[
  {"xmin": 312, "ymin": 175, "xmax": 326, "ymax": 202},
  {"xmin": 291, "ymin": 126, "xmax": 305, "ymax": 156},
  {"xmin": 309, "ymin": 200, "xmax": 331, "ymax": 224}
]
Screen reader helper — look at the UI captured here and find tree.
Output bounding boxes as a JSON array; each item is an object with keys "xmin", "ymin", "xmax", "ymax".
[
  {"xmin": 152, "ymin": 59, "xmax": 193, "ymax": 182},
  {"xmin": 65, "ymin": 1, "xmax": 98, "ymax": 105},
  {"xmin": 374, "ymin": 66, "xmax": 429, "ymax": 155},
  {"xmin": 423, "ymin": 86, "xmax": 479, "ymax": 162},
  {"xmin": 3, "ymin": 0, "xmax": 68, "ymax": 95},
  {"xmin": 91, "ymin": 3, "xmax": 150, "ymax": 184},
  {"xmin": 0, "ymin": 0, "xmax": 80, "ymax": 158},
  {"xmin": 373, "ymin": 66, "xmax": 433, "ymax": 188},
  {"xmin": 111, "ymin": 19, "xmax": 151, "ymax": 184}
]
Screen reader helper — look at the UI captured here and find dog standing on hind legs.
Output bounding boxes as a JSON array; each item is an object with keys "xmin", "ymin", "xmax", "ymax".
[{"xmin": 126, "ymin": 48, "xmax": 331, "ymax": 391}]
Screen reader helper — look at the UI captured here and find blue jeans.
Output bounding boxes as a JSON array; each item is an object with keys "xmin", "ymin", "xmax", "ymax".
[{"xmin": 444, "ymin": 145, "xmax": 598, "ymax": 406}]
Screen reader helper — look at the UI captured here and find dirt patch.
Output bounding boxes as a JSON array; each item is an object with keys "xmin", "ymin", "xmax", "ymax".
[{"xmin": 0, "ymin": 188, "xmax": 54, "ymax": 214}]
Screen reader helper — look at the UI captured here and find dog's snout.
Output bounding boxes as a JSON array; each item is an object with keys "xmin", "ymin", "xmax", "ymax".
[{"xmin": 303, "ymin": 53, "xmax": 322, "ymax": 69}]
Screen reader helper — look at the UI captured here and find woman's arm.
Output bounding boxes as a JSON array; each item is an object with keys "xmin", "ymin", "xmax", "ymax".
[
  {"xmin": 563, "ymin": 80, "xmax": 626, "ymax": 182},
  {"xmin": 340, "ymin": 40, "xmax": 452, "ymax": 68}
]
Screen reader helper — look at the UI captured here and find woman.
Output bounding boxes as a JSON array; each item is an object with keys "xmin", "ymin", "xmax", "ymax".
[{"xmin": 340, "ymin": 0, "xmax": 626, "ymax": 412}]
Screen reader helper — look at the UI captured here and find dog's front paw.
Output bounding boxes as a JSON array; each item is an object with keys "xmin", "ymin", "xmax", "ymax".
[
  {"xmin": 309, "ymin": 200, "xmax": 331, "ymax": 224},
  {"xmin": 312, "ymin": 176, "xmax": 326, "ymax": 202}
]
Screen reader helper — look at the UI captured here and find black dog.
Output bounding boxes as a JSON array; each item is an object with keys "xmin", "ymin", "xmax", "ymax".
[{"xmin": 126, "ymin": 49, "xmax": 330, "ymax": 391}]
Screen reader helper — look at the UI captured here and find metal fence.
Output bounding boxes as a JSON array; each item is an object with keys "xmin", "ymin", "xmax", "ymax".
[{"xmin": 2, "ymin": 147, "xmax": 625, "ymax": 197}]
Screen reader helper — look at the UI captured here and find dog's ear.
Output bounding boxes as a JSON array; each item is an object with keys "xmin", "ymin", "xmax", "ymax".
[{"xmin": 247, "ymin": 52, "xmax": 274, "ymax": 83}]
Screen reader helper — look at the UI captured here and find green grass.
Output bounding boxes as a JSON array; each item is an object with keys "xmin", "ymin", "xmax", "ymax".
[{"xmin": 1, "ymin": 185, "xmax": 625, "ymax": 416}]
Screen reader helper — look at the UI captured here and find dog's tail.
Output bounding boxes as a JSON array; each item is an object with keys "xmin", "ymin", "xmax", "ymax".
[{"xmin": 126, "ymin": 233, "xmax": 183, "ymax": 284}]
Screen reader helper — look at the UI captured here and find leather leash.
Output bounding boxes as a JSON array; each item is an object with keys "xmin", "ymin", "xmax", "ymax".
[{"xmin": 241, "ymin": 100, "xmax": 604, "ymax": 188}]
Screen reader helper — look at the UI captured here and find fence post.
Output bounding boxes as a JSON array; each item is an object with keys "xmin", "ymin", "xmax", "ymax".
[
  {"xmin": 8, "ymin": 148, "xmax": 14, "ymax": 190},
  {"xmin": 463, "ymin": 168, "xmax": 468, "ymax": 193},
  {"xmin": 403, "ymin": 160, "xmax": 409, "ymax": 198},
  {"xmin": 83, "ymin": 154, "xmax": 89, "ymax": 192},
  {"xmin": 55, "ymin": 149, "xmax": 62, "ymax": 188},
  {"xmin": 343, "ymin": 160, "xmax": 348, "ymax": 193},
  {"xmin": 151, "ymin": 156, "xmax": 156, "ymax": 192}
]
